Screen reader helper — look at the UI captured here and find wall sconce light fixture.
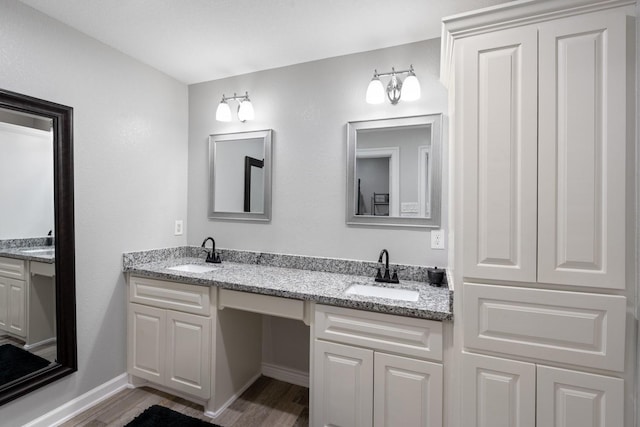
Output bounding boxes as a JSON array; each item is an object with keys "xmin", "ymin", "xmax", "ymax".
[
  {"xmin": 366, "ymin": 65, "xmax": 421, "ymax": 105},
  {"xmin": 216, "ymin": 91, "xmax": 255, "ymax": 122}
]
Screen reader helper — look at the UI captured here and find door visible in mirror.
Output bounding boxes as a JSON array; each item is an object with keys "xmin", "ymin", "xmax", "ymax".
[{"xmin": 347, "ymin": 114, "xmax": 442, "ymax": 228}]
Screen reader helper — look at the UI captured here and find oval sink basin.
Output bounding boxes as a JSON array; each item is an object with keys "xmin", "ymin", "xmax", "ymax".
[
  {"xmin": 345, "ymin": 284, "xmax": 419, "ymax": 302},
  {"xmin": 20, "ymin": 248, "xmax": 55, "ymax": 254},
  {"xmin": 168, "ymin": 264, "xmax": 218, "ymax": 274}
]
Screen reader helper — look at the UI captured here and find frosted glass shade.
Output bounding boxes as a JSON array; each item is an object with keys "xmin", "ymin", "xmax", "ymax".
[
  {"xmin": 401, "ymin": 74, "xmax": 421, "ymax": 101},
  {"xmin": 216, "ymin": 101, "xmax": 231, "ymax": 122},
  {"xmin": 238, "ymin": 100, "xmax": 254, "ymax": 121},
  {"xmin": 366, "ymin": 78, "xmax": 385, "ymax": 104}
]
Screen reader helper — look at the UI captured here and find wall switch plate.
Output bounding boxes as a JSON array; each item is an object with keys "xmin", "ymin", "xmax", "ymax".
[
  {"xmin": 174, "ymin": 220, "xmax": 183, "ymax": 236},
  {"xmin": 431, "ymin": 229, "xmax": 445, "ymax": 249}
]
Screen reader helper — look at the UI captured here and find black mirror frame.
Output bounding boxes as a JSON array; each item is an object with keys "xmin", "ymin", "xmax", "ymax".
[{"xmin": 0, "ymin": 89, "xmax": 77, "ymax": 405}]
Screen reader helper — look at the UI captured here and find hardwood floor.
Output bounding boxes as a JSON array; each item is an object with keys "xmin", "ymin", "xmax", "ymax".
[{"xmin": 61, "ymin": 376, "xmax": 309, "ymax": 427}]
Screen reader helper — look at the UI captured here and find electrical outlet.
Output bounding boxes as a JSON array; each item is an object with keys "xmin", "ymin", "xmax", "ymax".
[
  {"xmin": 431, "ymin": 229, "xmax": 445, "ymax": 249},
  {"xmin": 174, "ymin": 220, "xmax": 183, "ymax": 236}
]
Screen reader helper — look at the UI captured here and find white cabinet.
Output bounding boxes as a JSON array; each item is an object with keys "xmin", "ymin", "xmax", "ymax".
[
  {"xmin": 0, "ymin": 257, "xmax": 26, "ymax": 337},
  {"xmin": 459, "ymin": 8, "xmax": 631, "ymax": 290},
  {"xmin": 463, "ymin": 353, "xmax": 623, "ymax": 427},
  {"xmin": 313, "ymin": 305, "xmax": 443, "ymax": 427},
  {"xmin": 374, "ymin": 352, "xmax": 442, "ymax": 427},
  {"xmin": 459, "ymin": 25, "xmax": 538, "ymax": 284},
  {"xmin": 537, "ymin": 365, "xmax": 624, "ymax": 427},
  {"xmin": 462, "ymin": 352, "xmax": 535, "ymax": 427},
  {"xmin": 314, "ymin": 340, "xmax": 374, "ymax": 427},
  {"xmin": 536, "ymin": 11, "xmax": 627, "ymax": 289},
  {"xmin": 127, "ymin": 277, "xmax": 211, "ymax": 399}
]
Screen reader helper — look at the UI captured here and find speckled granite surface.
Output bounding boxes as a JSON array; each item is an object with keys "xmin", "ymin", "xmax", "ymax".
[
  {"xmin": 123, "ymin": 248, "xmax": 452, "ymax": 321},
  {"xmin": 124, "ymin": 246, "xmax": 447, "ymax": 284},
  {"xmin": 0, "ymin": 239, "xmax": 55, "ymax": 263}
]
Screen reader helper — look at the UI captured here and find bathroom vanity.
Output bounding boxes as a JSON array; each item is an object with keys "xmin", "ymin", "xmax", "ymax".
[
  {"xmin": 0, "ymin": 248, "xmax": 56, "ymax": 349},
  {"xmin": 123, "ymin": 247, "xmax": 452, "ymax": 425}
]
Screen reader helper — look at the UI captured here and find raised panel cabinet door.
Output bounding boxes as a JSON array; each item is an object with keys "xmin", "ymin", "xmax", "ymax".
[
  {"xmin": 128, "ymin": 303, "xmax": 166, "ymax": 384},
  {"xmin": 459, "ymin": 25, "xmax": 538, "ymax": 283},
  {"xmin": 166, "ymin": 310, "xmax": 211, "ymax": 399},
  {"xmin": 373, "ymin": 352, "xmax": 442, "ymax": 427},
  {"xmin": 6, "ymin": 278, "xmax": 25, "ymax": 337},
  {"xmin": 538, "ymin": 11, "xmax": 629, "ymax": 289},
  {"xmin": 462, "ymin": 352, "xmax": 535, "ymax": 427},
  {"xmin": 313, "ymin": 340, "xmax": 374, "ymax": 427},
  {"xmin": 537, "ymin": 365, "xmax": 623, "ymax": 427},
  {"xmin": 0, "ymin": 277, "xmax": 8, "ymax": 331}
]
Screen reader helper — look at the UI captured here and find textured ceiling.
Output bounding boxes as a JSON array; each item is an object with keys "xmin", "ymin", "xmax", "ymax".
[{"xmin": 21, "ymin": 0, "xmax": 509, "ymax": 84}]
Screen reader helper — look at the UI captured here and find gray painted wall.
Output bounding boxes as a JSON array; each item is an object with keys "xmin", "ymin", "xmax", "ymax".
[
  {"xmin": 188, "ymin": 39, "xmax": 448, "ymax": 267},
  {"xmin": 0, "ymin": 1, "xmax": 188, "ymax": 424},
  {"xmin": 0, "ymin": 123, "xmax": 54, "ymax": 239}
]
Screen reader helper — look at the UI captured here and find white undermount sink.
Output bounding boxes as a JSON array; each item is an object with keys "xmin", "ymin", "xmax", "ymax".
[
  {"xmin": 20, "ymin": 248, "xmax": 54, "ymax": 254},
  {"xmin": 167, "ymin": 264, "xmax": 218, "ymax": 274},
  {"xmin": 345, "ymin": 284, "xmax": 420, "ymax": 302}
]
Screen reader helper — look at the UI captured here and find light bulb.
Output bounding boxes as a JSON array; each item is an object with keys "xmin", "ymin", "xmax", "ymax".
[
  {"xmin": 366, "ymin": 76, "xmax": 385, "ymax": 104},
  {"xmin": 238, "ymin": 99, "xmax": 254, "ymax": 121},
  {"xmin": 216, "ymin": 100, "xmax": 231, "ymax": 122},
  {"xmin": 401, "ymin": 72, "xmax": 421, "ymax": 101}
]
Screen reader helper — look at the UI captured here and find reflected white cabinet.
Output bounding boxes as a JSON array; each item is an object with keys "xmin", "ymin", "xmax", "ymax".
[
  {"xmin": 127, "ymin": 277, "xmax": 211, "ymax": 399},
  {"xmin": 0, "ymin": 257, "xmax": 26, "ymax": 337},
  {"xmin": 312, "ymin": 305, "xmax": 443, "ymax": 427},
  {"xmin": 460, "ymin": 8, "xmax": 630, "ymax": 290}
]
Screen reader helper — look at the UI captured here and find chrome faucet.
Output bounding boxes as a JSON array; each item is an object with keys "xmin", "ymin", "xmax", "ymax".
[
  {"xmin": 201, "ymin": 237, "xmax": 221, "ymax": 264},
  {"xmin": 375, "ymin": 249, "xmax": 399, "ymax": 283}
]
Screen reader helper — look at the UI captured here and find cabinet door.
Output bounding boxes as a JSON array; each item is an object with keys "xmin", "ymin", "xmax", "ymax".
[
  {"xmin": 462, "ymin": 352, "xmax": 535, "ymax": 427},
  {"xmin": 538, "ymin": 12, "xmax": 628, "ymax": 289},
  {"xmin": 128, "ymin": 303, "xmax": 165, "ymax": 383},
  {"xmin": 460, "ymin": 25, "xmax": 538, "ymax": 283},
  {"xmin": 166, "ymin": 310, "xmax": 211, "ymax": 399},
  {"xmin": 374, "ymin": 352, "xmax": 442, "ymax": 427},
  {"xmin": 6, "ymin": 278, "xmax": 25, "ymax": 337},
  {"xmin": 537, "ymin": 365, "xmax": 623, "ymax": 427},
  {"xmin": 0, "ymin": 277, "xmax": 8, "ymax": 331},
  {"xmin": 313, "ymin": 340, "xmax": 373, "ymax": 427}
]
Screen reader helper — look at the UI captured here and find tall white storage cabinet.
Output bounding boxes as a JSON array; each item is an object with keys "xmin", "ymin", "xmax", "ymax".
[{"xmin": 442, "ymin": 0, "xmax": 634, "ymax": 426}]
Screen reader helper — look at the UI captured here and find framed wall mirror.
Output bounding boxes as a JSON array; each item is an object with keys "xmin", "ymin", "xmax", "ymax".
[
  {"xmin": 208, "ymin": 129, "xmax": 272, "ymax": 221},
  {"xmin": 346, "ymin": 114, "xmax": 442, "ymax": 227},
  {"xmin": 0, "ymin": 89, "xmax": 76, "ymax": 405}
]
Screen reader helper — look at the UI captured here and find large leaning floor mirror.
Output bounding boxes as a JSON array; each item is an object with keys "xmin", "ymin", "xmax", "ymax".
[{"xmin": 0, "ymin": 89, "xmax": 76, "ymax": 405}]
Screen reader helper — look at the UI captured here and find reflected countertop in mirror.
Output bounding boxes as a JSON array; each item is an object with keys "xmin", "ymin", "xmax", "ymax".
[{"xmin": 0, "ymin": 239, "xmax": 55, "ymax": 263}]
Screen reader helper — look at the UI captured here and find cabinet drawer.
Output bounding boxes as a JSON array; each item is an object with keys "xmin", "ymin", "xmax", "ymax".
[
  {"xmin": 463, "ymin": 283, "xmax": 626, "ymax": 372},
  {"xmin": 0, "ymin": 257, "xmax": 25, "ymax": 280},
  {"xmin": 218, "ymin": 289, "xmax": 305, "ymax": 321},
  {"xmin": 315, "ymin": 304, "xmax": 442, "ymax": 361},
  {"xmin": 129, "ymin": 276, "xmax": 210, "ymax": 316}
]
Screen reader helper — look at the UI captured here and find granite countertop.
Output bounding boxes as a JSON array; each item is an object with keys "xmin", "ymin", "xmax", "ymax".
[
  {"xmin": 0, "ymin": 246, "xmax": 55, "ymax": 263},
  {"xmin": 124, "ymin": 251, "xmax": 452, "ymax": 321}
]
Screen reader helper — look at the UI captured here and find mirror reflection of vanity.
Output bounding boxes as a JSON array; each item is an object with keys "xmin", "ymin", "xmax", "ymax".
[
  {"xmin": 0, "ymin": 89, "xmax": 76, "ymax": 406},
  {"xmin": 208, "ymin": 129, "xmax": 273, "ymax": 221},
  {"xmin": 346, "ymin": 114, "xmax": 442, "ymax": 227}
]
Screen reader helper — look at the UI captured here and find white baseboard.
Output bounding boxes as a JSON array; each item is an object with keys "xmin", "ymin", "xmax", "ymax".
[
  {"xmin": 23, "ymin": 373, "xmax": 129, "ymax": 427},
  {"xmin": 204, "ymin": 372, "xmax": 262, "ymax": 419},
  {"xmin": 23, "ymin": 337, "xmax": 56, "ymax": 351},
  {"xmin": 261, "ymin": 362, "xmax": 309, "ymax": 388}
]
